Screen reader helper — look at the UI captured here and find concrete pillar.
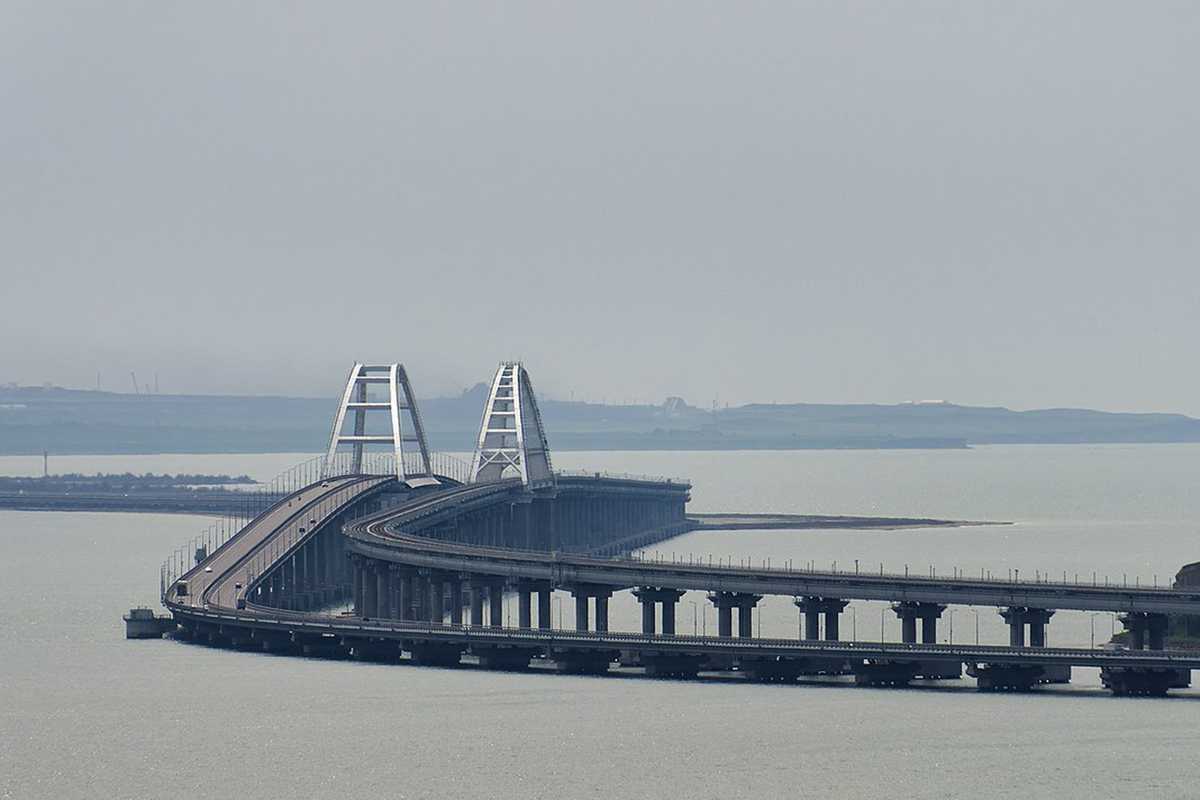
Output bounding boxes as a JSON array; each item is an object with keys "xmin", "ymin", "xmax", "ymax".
[
  {"xmin": 718, "ymin": 605, "xmax": 733, "ymax": 637},
  {"xmin": 1147, "ymin": 614, "xmax": 1169, "ymax": 650},
  {"xmin": 399, "ymin": 573, "xmax": 414, "ymax": 621},
  {"xmin": 641, "ymin": 597, "xmax": 657, "ymax": 634},
  {"xmin": 827, "ymin": 600, "xmax": 851, "ymax": 640},
  {"xmin": 362, "ymin": 565, "xmax": 378, "ymax": 619},
  {"xmin": 1121, "ymin": 612, "xmax": 1152, "ymax": 650},
  {"xmin": 662, "ymin": 595, "xmax": 679, "ymax": 635},
  {"xmin": 595, "ymin": 595, "xmax": 609, "ymax": 632},
  {"xmin": 376, "ymin": 568, "xmax": 391, "ymax": 619},
  {"xmin": 449, "ymin": 580, "xmax": 464, "ymax": 625},
  {"xmin": 894, "ymin": 602, "xmax": 943, "ymax": 644},
  {"xmin": 804, "ymin": 609, "xmax": 821, "ymax": 640},
  {"xmin": 575, "ymin": 594, "xmax": 589, "ymax": 631},
  {"xmin": 1026, "ymin": 609, "xmax": 1054, "ymax": 648},
  {"xmin": 1001, "ymin": 607, "xmax": 1027, "ymax": 647},
  {"xmin": 518, "ymin": 589, "xmax": 532, "ymax": 629},
  {"xmin": 920, "ymin": 615, "xmax": 938, "ymax": 645},
  {"xmin": 489, "ymin": 584, "xmax": 504, "ymax": 627},
  {"xmin": 428, "ymin": 577, "xmax": 444, "ymax": 623},
  {"xmin": 737, "ymin": 602, "xmax": 755, "ymax": 638},
  {"xmin": 470, "ymin": 583, "xmax": 485, "ymax": 626},
  {"xmin": 353, "ymin": 560, "xmax": 364, "ymax": 616},
  {"xmin": 538, "ymin": 589, "xmax": 552, "ymax": 630}
]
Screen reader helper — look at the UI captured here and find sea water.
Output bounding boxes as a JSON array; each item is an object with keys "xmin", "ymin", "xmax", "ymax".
[{"xmin": 1, "ymin": 445, "xmax": 1197, "ymax": 799}]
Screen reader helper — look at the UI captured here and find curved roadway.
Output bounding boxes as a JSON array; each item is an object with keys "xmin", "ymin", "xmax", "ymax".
[{"xmin": 346, "ymin": 482, "xmax": 1200, "ymax": 616}]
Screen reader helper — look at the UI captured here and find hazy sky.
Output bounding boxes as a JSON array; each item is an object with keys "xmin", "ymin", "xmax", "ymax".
[{"xmin": 2, "ymin": 3, "xmax": 1197, "ymax": 413}]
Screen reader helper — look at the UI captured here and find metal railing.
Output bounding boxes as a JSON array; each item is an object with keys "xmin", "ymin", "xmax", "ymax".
[
  {"xmin": 159, "ymin": 451, "xmax": 471, "ymax": 598},
  {"xmin": 554, "ymin": 469, "xmax": 687, "ymax": 485}
]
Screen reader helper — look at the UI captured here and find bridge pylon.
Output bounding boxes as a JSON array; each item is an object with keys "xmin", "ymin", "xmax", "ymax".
[
  {"xmin": 321, "ymin": 362, "xmax": 438, "ymax": 487},
  {"xmin": 469, "ymin": 362, "xmax": 554, "ymax": 487}
]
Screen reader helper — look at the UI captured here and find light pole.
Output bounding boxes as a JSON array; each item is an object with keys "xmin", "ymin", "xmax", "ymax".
[
  {"xmin": 947, "ymin": 609, "xmax": 954, "ymax": 645},
  {"xmin": 1090, "ymin": 613, "xmax": 1101, "ymax": 648},
  {"xmin": 690, "ymin": 601, "xmax": 698, "ymax": 635}
]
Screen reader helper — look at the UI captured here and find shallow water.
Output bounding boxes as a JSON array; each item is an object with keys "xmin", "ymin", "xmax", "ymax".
[{"xmin": 1, "ymin": 445, "xmax": 1198, "ymax": 799}]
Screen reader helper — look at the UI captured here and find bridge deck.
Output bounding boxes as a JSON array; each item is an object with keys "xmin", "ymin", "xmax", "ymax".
[
  {"xmin": 171, "ymin": 475, "xmax": 391, "ymax": 611},
  {"xmin": 348, "ymin": 482, "xmax": 1200, "ymax": 616}
]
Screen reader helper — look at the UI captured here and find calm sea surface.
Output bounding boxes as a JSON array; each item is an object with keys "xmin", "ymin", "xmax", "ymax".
[{"xmin": 1, "ymin": 445, "xmax": 1198, "ymax": 799}]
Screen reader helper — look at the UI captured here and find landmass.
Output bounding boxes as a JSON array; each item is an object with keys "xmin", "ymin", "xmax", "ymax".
[{"xmin": 3, "ymin": 383, "xmax": 1200, "ymax": 456}]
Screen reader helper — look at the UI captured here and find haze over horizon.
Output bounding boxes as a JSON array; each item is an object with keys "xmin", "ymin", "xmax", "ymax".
[{"xmin": 3, "ymin": 4, "xmax": 1197, "ymax": 415}]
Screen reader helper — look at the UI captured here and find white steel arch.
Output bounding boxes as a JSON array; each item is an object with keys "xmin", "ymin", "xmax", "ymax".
[
  {"xmin": 321, "ymin": 362, "xmax": 438, "ymax": 487},
  {"xmin": 469, "ymin": 362, "xmax": 553, "ymax": 487}
]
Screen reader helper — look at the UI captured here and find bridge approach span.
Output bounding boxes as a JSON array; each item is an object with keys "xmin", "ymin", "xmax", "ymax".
[{"xmin": 348, "ymin": 483, "xmax": 1200, "ymax": 617}]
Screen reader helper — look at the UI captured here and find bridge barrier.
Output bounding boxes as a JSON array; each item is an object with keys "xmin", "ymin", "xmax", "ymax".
[{"xmin": 159, "ymin": 452, "xmax": 471, "ymax": 597}]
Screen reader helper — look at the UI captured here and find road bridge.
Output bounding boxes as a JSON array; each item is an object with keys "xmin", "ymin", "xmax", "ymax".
[{"xmin": 158, "ymin": 361, "xmax": 1200, "ymax": 696}]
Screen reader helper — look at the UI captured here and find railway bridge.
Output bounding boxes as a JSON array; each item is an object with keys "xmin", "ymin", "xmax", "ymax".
[{"xmin": 159, "ymin": 361, "xmax": 1200, "ymax": 696}]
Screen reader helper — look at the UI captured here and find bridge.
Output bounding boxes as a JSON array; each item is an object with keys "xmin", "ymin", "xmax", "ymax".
[{"xmin": 159, "ymin": 361, "xmax": 1200, "ymax": 696}]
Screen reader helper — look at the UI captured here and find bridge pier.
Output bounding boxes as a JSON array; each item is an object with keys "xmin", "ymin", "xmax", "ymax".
[
  {"xmin": 449, "ymin": 579, "xmax": 464, "ymax": 625},
  {"xmin": 376, "ymin": 566, "xmax": 391, "ymax": 619},
  {"xmin": 427, "ymin": 573, "xmax": 445, "ymax": 623},
  {"xmin": 633, "ymin": 587, "xmax": 686, "ymax": 635},
  {"xmin": 469, "ymin": 580, "xmax": 486, "ymax": 626},
  {"xmin": 393, "ymin": 566, "xmax": 415, "ymax": 621},
  {"xmin": 571, "ymin": 585, "xmax": 615, "ymax": 632},
  {"xmin": 709, "ymin": 592, "xmax": 760, "ymax": 638},
  {"xmin": 893, "ymin": 602, "xmax": 944, "ymax": 644},
  {"xmin": 795, "ymin": 597, "xmax": 850, "ymax": 641},
  {"xmin": 1120, "ymin": 612, "xmax": 1169, "ymax": 650},
  {"xmin": 1000, "ymin": 607, "xmax": 1055, "ymax": 647},
  {"xmin": 538, "ymin": 587, "xmax": 552, "ymax": 630},
  {"xmin": 518, "ymin": 587, "xmax": 532, "ymax": 628},
  {"xmin": 488, "ymin": 581, "xmax": 505, "ymax": 627}
]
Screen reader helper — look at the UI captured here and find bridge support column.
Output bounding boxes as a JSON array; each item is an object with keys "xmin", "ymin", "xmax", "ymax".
[
  {"xmin": 376, "ymin": 567, "xmax": 391, "ymax": 619},
  {"xmin": 362, "ymin": 564, "xmax": 379, "ymax": 619},
  {"xmin": 489, "ymin": 582, "xmax": 505, "ymax": 627},
  {"xmin": 639, "ymin": 594, "xmax": 657, "ymax": 634},
  {"xmin": 1120, "ymin": 612, "xmax": 1169, "ymax": 650},
  {"xmin": 595, "ymin": 594, "xmax": 609, "ymax": 633},
  {"xmin": 894, "ymin": 602, "xmax": 944, "ymax": 644},
  {"xmin": 396, "ymin": 568, "xmax": 414, "ymax": 621},
  {"xmin": 1001, "ymin": 608, "xmax": 1026, "ymax": 647},
  {"xmin": 1027, "ymin": 609, "xmax": 1054, "ymax": 648},
  {"xmin": 737, "ymin": 597, "xmax": 759, "ymax": 638},
  {"xmin": 449, "ymin": 580, "xmax": 464, "ymax": 625},
  {"xmin": 795, "ymin": 598, "xmax": 850, "ymax": 641},
  {"xmin": 518, "ymin": 589, "xmax": 532, "ymax": 629},
  {"xmin": 1000, "ymin": 607, "xmax": 1055, "ymax": 648},
  {"xmin": 469, "ymin": 580, "xmax": 486, "ymax": 626},
  {"xmin": 428, "ymin": 575, "xmax": 444, "ymax": 624},
  {"xmin": 538, "ymin": 589, "xmax": 552, "ymax": 630},
  {"xmin": 571, "ymin": 585, "xmax": 615, "ymax": 632},
  {"xmin": 574, "ymin": 594, "xmax": 589, "ymax": 631},
  {"xmin": 352, "ymin": 558, "xmax": 365, "ymax": 617},
  {"xmin": 633, "ymin": 587, "xmax": 686, "ymax": 635},
  {"xmin": 709, "ymin": 592, "xmax": 760, "ymax": 638}
]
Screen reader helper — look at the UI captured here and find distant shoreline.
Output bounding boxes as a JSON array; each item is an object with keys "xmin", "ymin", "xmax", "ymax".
[{"xmin": 687, "ymin": 513, "xmax": 1011, "ymax": 531}]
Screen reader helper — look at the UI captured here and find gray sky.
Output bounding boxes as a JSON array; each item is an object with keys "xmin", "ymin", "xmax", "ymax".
[{"xmin": 2, "ymin": 2, "xmax": 1197, "ymax": 413}]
